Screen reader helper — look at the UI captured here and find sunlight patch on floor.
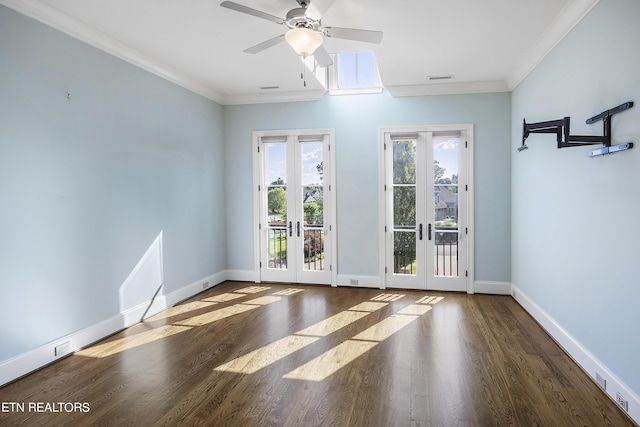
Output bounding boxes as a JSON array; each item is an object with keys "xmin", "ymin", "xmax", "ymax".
[
  {"xmin": 77, "ymin": 286, "xmax": 439, "ymax": 367},
  {"xmin": 79, "ymin": 295, "xmax": 282, "ymax": 358},
  {"xmin": 284, "ymin": 304, "xmax": 433, "ymax": 381},
  {"xmin": 146, "ymin": 300, "xmax": 218, "ymax": 322},
  {"xmin": 371, "ymin": 293, "xmax": 406, "ymax": 302},
  {"xmin": 351, "ymin": 310, "xmax": 423, "ymax": 342},
  {"xmin": 77, "ymin": 324, "xmax": 193, "ymax": 358},
  {"xmin": 213, "ymin": 297, "xmax": 391, "ymax": 374},
  {"xmin": 241, "ymin": 296, "xmax": 282, "ymax": 306},
  {"xmin": 396, "ymin": 304, "xmax": 432, "ymax": 316},
  {"xmin": 283, "ymin": 340, "xmax": 378, "ymax": 381},
  {"xmin": 273, "ymin": 288, "xmax": 305, "ymax": 296},
  {"xmin": 235, "ymin": 286, "xmax": 271, "ymax": 294},
  {"xmin": 176, "ymin": 296, "xmax": 281, "ymax": 327},
  {"xmin": 214, "ymin": 335, "xmax": 320, "ymax": 374},
  {"xmin": 416, "ymin": 296, "xmax": 444, "ymax": 305},
  {"xmin": 348, "ymin": 301, "xmax": 389, "ymax": 312},
  {"xmin": 202, "ymin": 293, "xmax": 246, "ymax": 303},
  {"xmin": 175, "ymin": 304, "xmax": 258, "ymax": 327},
  {"xmin": 295, "ymin": 310, "xmax": 371, "ymax": 337}
]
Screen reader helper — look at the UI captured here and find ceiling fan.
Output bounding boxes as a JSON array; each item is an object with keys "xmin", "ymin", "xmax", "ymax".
[{"xmin": 220, "ymin": 0, "xmax": 383, "ymax": 67}]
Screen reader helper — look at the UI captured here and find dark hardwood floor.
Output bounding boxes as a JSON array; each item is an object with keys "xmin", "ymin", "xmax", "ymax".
[{"xmin": 0, "ymin": 281, "xmax": 636, "ymax": 426}]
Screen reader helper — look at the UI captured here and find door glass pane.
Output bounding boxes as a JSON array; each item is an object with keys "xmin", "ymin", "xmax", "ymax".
[
  {"xmin": 433, "ymin": 137, "xmax": 459, "ymax": 277},
  {"xmin": 394, "ymin": 231, "xmax": 416, "ymax": 275},
  {"xmin": 265, "ymin": 144, "xmax": 288, "ymax": 270},
  {"xmin": 392, "ymin": 140, "xmax": 417, "ymax": 275},
  {"xmin": 300, "ymin": 143, "xmax": 324, "ymax": 271},
  {"xmin": 393, "ymin": 140, "xmax": 416, "ymax": 184},
  {"xmin": 393, "ymin": 187, "xmax": 415, "ymax": 227}
]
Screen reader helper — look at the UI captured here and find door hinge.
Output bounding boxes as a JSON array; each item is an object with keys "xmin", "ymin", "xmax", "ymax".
[
  {"xmin": 385, "ymin": 226, "xmax": 387, "ymax": 232},
  {"xmin": 384, "ymin": 184, "xmax": 387, "ymax": 191},
  {"xmin": 329, "ymin": 184, "xmax": 331, "ymax": 191},
  {"xmin": 259, "ymin": 261, "xmax": 262, "ymax": 268},
  {"xmin": 465, "ymin": 140, "xmax": 468, "ymax": 148},
  {"xmin": 465, "ymin": 185, "xmax": 468, "ymax": 191},
  {"xmin": 384, "ymin": 142, "xmax": 387, "ymax": 150},
  {"xmin": 328, "ymin": 144, "xmax": 331, "ymax": 151},
  {"xmin": 259, "ymin": 223, "xmax": 262, "ymax": 230},
  {"xmin": 257, "ymin": 145, "xmax": 260, "ymax": 152},
  {"xmin": 465, "ymin": 227, "xmax": 468, "ymax": 234},
  {"xmin": 330, "ymin": 265, "xmax": 332, "ymax": 271},
  {"xmin": 385, "ymin": 266, "xmax": 388, "ymax": 274},
  {"xmin": 258, "ymin": 184, "xmax": 261, "ymax": 191},
  {"xmin": 465, "ymin": 270, "xmax": 468, "ymax": 277}
]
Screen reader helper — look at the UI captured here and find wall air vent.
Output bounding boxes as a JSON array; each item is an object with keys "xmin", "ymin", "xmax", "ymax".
[{"xmin": 260, "ymin": 86, "xmax": 280, "ymax": 90}]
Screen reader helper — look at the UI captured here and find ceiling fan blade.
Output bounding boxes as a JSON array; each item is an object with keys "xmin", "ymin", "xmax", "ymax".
[
  {"xmin": 220, "ymin": 1, "xmax": 284, "ymax": 24},
  {"xmin": 305, "ymin": 0, "xmax": 337, "ymax": 21},
  {"xmin": 313, "ymin": 45, "xmax": 333, "ymax": 67},
  {"xmin": 243, "ymin": 34, "xmax": 286, "ymax": 54},
  {"xmin": 324, "ymin": 27, "xmax": 383, "ymax": 44}
]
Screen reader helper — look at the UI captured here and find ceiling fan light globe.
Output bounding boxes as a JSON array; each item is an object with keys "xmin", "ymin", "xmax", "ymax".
[{"xmin": 285, "ymin": 28, "xmax": 323, "ymax": 57}]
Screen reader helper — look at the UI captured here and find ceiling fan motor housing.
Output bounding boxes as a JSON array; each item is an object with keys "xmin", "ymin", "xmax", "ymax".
[{"xmin": 286, "ymin": 8, "xmax": 319, "ymax": 29}]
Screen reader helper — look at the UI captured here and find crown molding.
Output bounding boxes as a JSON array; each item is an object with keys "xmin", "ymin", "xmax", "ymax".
[
  {"xmin": 505, "ymin": 0, "xmax": 601, "ymax": 90},
  {"xmin": 0, "ymin": 0, "xmax": 226, "ymax": 104},
  {"xmin": 385, "ymin": 80, "xmax": 510, "ymax": 97},
  {"xmin": 221, "ymin": 89, "xmax": 327, "ymax": 106}
]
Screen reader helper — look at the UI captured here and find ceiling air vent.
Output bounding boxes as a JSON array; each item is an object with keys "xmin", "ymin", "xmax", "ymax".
[{"xmin": 428, "ymin": 75, "xmax": 453, "ymax": 81}]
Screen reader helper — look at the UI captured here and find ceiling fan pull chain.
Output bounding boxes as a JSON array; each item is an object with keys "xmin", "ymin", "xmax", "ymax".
[{"xmin": 301, "ymin": 58, "xmax": 306, "ymax": 87}]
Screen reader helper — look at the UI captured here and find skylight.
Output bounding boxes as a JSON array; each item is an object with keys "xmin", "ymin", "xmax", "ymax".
[{"xmin": 329, "ymin": 51, "xmax": 383, "ymax": 95}]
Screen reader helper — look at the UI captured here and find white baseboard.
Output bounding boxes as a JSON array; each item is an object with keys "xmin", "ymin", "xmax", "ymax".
[
  {"xmin": 474, "ymin": 281, "xmax": 512, "ymax": 295},
  {"xmin": 0, "ymin": 311, "xmax": 126, "ymax": 388},
  {"xmin": 163, "ymin": 271, "xmax": 228, "ymax": 306},
  {"xmin": 336, "ymin": 274, "xmax": 381, "ymax": 289},
  {"xmin": 332, "ymin": 277, "xmax": 512, "ymax": 293},
  {"xmin": 0, "ymin": 270, "xmax": 230, "ymax": 387},
  {"xmin": 511, "ymin": 284, "xmax": 640, "ymax": 425}
]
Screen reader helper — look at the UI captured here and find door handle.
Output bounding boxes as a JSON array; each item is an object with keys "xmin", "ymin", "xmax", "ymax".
[
  {"xmin": 296, "ymin": 221, "xmax": 300, "ymax": 237},
  {"xmin": 428, "ymin": 223, "xmax": 432, "ymax": 241},
  {"xmin": 288, "ymin": 221, "xmax": 292, "ymax": 237},
  {"xmin": 419, "ymin": 224, "xmax": 423, "ymax": 240}
]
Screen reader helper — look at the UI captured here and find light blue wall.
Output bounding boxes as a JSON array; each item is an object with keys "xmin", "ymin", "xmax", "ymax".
[
  {"xmin": 512, "ymin": 0, "xmax": 640, "ymax": 395},
  {"xmin": 0, "ymin": 6, "xmax": 226, "ymax": 362},
  {"xmin": 224, "ymin": 91, "xmax": 512, "ymax": 282}
]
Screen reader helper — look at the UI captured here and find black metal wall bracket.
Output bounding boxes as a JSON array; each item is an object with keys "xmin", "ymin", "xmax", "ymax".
[{"xmin": 519, "ymin": 101, "xmax": 634, "ymax": 157}]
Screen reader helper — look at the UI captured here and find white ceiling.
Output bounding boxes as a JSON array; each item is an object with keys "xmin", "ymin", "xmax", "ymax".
[{"xmin": 2, "ymin": 0, "xmax": 600, "ymax": 105}]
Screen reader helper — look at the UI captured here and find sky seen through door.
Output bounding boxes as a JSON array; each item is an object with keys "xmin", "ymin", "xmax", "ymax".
[{"xmin": 266, "ymin": 144, "xmax": 322, "ymax": 185}]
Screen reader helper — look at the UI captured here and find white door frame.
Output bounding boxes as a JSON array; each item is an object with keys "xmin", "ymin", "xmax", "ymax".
[
  {"xmin": 378, "ymin": 124, "xmax": 475, "ymax": 293},
  {"xmin": 252, "ymin": 129, "xmax": 337, "ymax": 286}
]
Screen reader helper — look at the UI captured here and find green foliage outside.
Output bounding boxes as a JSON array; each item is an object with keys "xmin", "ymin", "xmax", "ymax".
[
  {"xmin": 269, "ymin": 232, "xmax": 287, "ymax": 259},
  {"xmin": 393, "ymin": 141, "xmax": 417, "ymax": 273},
  {"xmin": 268, "ymin": 187, "xmax": 286, "ymax": 217}
]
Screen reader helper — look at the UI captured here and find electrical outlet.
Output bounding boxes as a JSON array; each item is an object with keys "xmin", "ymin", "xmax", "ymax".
[
  {"xmin": 595, "ymin": 372, "xmax": 606, "ymax": 390},
  {"xmin": 616, "ymin": 392, "xmax": 629, "ymax": 412},
  {"xmin": 202, "ymin": 281, "xmax": 210, "ymax": 289},
  {"xmin": 54, "ymin": 341, "xmax": 71, "ymax": 357}
]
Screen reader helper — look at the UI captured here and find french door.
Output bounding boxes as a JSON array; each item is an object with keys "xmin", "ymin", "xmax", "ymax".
[
  {"xmin": 254, "ymin": 130, "xmax": 334, "ymax": 285},
  {"xmin": 382, "ymin": 126, "xmax": 472, "ymax": 292}
]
